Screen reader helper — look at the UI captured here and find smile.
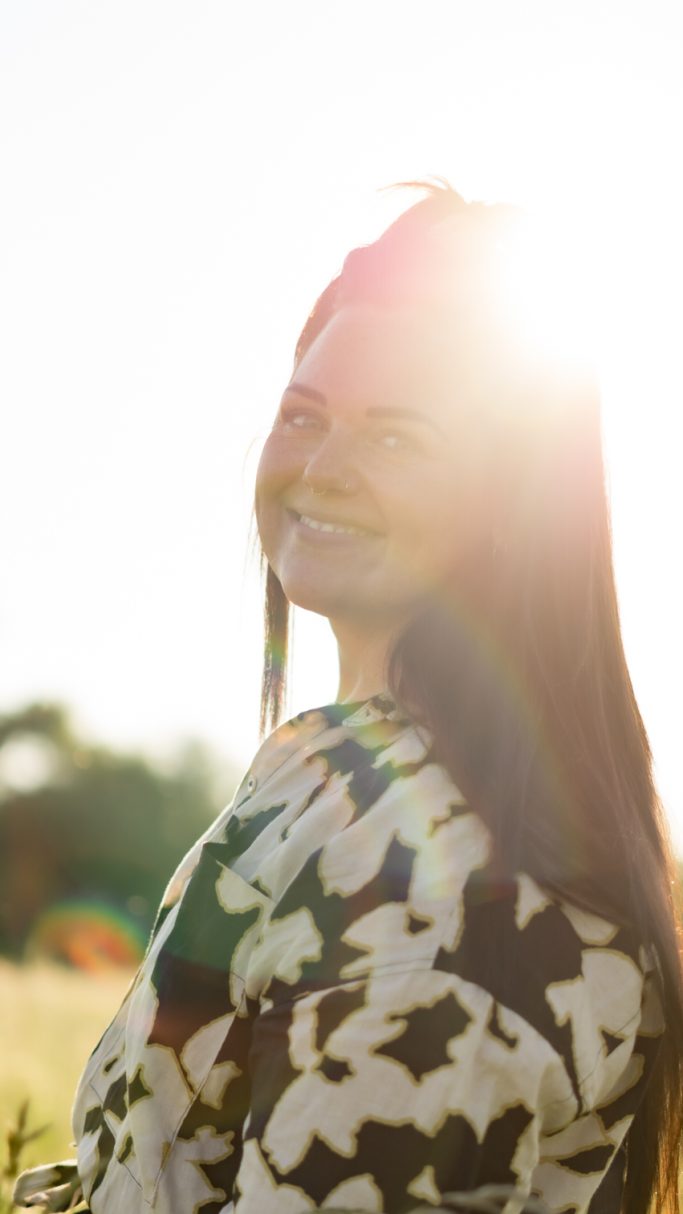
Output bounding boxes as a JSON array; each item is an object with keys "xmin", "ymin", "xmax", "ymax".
[{"xmin": 290, "ymin": 510, "xmax": 379, "ymax": 538}]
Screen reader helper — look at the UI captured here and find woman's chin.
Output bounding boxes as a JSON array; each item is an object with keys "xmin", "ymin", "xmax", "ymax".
[
  {"xmin": 281, "ymin": 582, "xmax": 359, "ymax": 620},
  {"xmin": 280, "ymin": 579, "xmax": 418, "ymax": 633}
]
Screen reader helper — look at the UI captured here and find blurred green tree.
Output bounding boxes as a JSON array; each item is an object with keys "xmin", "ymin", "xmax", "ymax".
[{"xmin": 0, "ymin": 703, "xmax": 239, "ymax": 961}]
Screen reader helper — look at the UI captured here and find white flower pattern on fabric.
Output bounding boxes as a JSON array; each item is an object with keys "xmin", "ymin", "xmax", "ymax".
[{"xmin": 14, "ymin": 695, "xmax": 665, "ymax": 1214}]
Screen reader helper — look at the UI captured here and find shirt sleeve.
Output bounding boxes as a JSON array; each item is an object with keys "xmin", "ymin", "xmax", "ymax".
[
  {"xmin": 229, "ymin": 871, "xmax": 663, "ymax": 1214},
  {"xmin": 12, "ymin": 1159, "xmax": 86, "ymax": 1211}
]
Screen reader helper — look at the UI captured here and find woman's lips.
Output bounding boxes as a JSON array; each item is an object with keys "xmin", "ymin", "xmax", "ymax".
[{"xmin": 287, "ymin": 509, "xmax": 381, "ymax": 540}]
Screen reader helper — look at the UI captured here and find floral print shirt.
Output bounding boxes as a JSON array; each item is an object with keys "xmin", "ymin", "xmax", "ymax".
[{"xmin": 15, "ymin": 695, "xmax": 665, "ymax": 1214}]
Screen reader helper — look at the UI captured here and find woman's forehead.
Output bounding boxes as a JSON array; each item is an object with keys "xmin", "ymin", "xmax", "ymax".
[{"xmin": 293, "ymin": 303, "xmax": 475, "ymax": 416}]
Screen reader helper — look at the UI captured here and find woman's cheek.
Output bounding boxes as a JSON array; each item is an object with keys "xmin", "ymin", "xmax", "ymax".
[
  {"xmin": 256, "ymin": 433, "xmax": 288, "ymax": 488},
  {"xmin": 256, "ymin": 435, "xmax": 301, "ymax": 514},
  {"xmin": 254, "ymin": 445, "xmax": 287, "ymax": 555},
  {"xmin": 394, "ymin": 483, "xmax": 462, "ymax": 586}
]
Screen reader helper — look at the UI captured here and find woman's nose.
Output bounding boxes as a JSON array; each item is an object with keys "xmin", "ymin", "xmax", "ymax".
[{"xmin": 302, "ymin": 429, "xmax": 359, "ymax": 495}]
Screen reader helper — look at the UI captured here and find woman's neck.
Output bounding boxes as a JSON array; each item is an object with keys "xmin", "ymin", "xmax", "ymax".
[{"xmin": 331, "ymin": 616, "xmax": 397, "ymax": 703}]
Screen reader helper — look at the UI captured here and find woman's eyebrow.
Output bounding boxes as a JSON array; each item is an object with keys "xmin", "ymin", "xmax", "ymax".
[{"xmin": 283, "ymin": 381, "xmax": 327, "ymax": 406}]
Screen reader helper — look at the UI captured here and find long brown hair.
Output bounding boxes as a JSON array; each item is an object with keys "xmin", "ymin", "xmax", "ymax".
[{"xmin": 260, "ymin": 178, "xmax": 683, "ymax": 1214}]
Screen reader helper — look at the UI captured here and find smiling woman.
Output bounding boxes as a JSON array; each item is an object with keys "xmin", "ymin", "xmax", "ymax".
[
  {"xmin": 15, "ymin": 178, "xmax": 683, "ymax": 1214},
  {"xmin": 256, "ymin": 306, "xmax": 485, "ymax": 639}
]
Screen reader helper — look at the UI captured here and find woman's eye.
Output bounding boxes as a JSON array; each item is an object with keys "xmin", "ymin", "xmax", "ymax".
[
  {"xmin": 279, "ymin": 408, "xmax": 323, "ymax": 431},
  {"xmin": 375, "ymin": 430, "xmax": 419, "ymax": 453}
]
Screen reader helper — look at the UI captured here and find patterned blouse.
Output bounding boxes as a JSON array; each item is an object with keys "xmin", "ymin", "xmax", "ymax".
[{"xmin": 15, "ymin": 694, "xmax": 665, "ymax": 1214}]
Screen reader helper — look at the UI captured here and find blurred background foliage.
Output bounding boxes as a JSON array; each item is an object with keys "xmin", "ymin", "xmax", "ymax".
[{"xmin": 0, "ymin": 702, "xmax": 239, "ymax": 967}]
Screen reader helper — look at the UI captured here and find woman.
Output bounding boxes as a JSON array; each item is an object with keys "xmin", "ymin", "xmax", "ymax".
[{"xmin": 16, "ymin": 178, "xmax": 683, "ymax": 1214}]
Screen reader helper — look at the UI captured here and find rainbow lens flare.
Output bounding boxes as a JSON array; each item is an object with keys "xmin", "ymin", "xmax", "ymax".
[{"xmin": 25, "ymin": 898, "xmax": 147, "ymax": 971}]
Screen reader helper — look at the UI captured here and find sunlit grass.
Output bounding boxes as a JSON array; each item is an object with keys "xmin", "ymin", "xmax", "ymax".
[{"xmin": 0, "ymin": 960, "xmax": 132, "ymax": 1171}]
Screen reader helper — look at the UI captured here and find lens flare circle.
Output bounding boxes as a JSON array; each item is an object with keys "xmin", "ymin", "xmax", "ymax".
[{"xmin": 26, "ymin": 897, "xmax": 147, "ymax": 971}]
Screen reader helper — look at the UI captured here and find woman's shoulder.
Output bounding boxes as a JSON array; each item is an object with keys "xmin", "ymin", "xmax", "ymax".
[
  {"xmin": 236, "ymin": 696, "xmax": 666, "ymax": 1077},
  {"xmin": 336, "ymin": 706, "xmax": 668, "ymax": 1114}
]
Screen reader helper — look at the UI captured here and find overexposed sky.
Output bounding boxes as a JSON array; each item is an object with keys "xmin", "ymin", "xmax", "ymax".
[{"xmin": 2, "ymin": 1, "xmax": 682, "ymax": 849}]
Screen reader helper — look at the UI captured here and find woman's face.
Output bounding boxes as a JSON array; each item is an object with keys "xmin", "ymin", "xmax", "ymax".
[{"xmin": 255, "ymin": 303, "xmax": 493, "ymax": 630}]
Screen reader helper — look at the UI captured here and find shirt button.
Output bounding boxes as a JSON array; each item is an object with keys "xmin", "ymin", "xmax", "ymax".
[{"xmin": 247, "ymin": 775, "xmax": 257, "ymax": 794}]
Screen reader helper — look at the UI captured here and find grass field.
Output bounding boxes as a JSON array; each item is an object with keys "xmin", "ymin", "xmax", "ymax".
[{"xmin": 0, "ymin": 959, "xmax": 133, "ymax": 1196}]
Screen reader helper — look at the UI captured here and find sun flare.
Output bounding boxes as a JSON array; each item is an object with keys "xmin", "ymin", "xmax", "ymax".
[{"xmin": 495, "ymin": 210, "xmax": 602, "ymax": 377}]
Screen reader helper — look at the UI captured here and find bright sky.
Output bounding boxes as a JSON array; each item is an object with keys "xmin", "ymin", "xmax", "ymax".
[{"xmin": 2, "ymin": 1, "xmax": 682, "ymax": 851}]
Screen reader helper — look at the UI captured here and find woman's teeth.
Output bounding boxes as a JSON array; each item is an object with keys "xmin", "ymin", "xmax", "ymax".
[{"xmin": 298, "ymin": 514, "xmax": 370, "ymax": 536}]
